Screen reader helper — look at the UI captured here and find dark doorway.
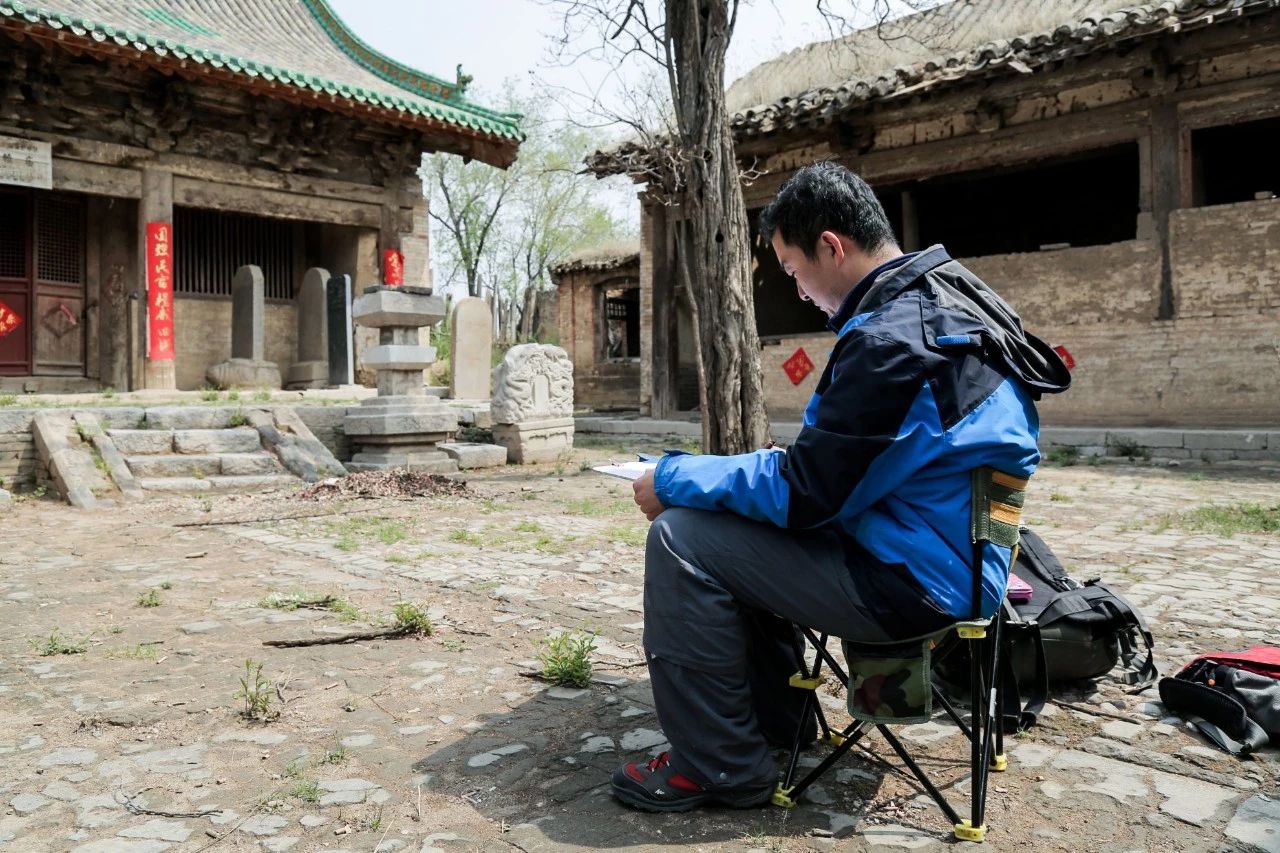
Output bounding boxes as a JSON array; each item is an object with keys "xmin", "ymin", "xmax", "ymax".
[{"xmin": 0, "ymin": 189, "xmax": 87, "ymax": 376}]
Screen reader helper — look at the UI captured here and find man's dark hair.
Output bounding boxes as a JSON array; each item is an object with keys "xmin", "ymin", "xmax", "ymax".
[{"xmin": 758, "ymin": 162, "xmax": 897, "ymax": 260}]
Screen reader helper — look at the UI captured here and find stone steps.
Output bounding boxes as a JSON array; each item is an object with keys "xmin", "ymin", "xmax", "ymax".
[
  {"xmin": 107, "ymin": 427, "xmax": 262, "ymax": 456},
  {"xmin": 111, "ymin": 423, "xmax": 296, "ymax": 494},
  {"xmin": 124, "ymin": 452, "xmax": 285, "ymax": 479},
  {"xmin": 136, "ymin": 474, "xmax": 299, "ymax": 493}
]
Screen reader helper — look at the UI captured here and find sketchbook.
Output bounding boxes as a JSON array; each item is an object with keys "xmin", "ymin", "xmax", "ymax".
[{"xmin": 591, "ymin": 461, "xmax": 658, "ymax": 481}]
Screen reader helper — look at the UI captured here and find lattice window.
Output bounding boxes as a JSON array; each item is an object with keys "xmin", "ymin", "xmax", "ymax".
[
  {"xmin": 602, "ymin": 284, "xmax": 640, "ymax": 360},
  {"xmin": 34, "ymin": 195, "xmax": 85, "ymax": 285},
  {"xmin": 174, "ymin": 208, "xmax": 297, "ymax": 300},
  {"xmin": 0, "ymin": 195, "xmax": 26, "ymax": 280}
]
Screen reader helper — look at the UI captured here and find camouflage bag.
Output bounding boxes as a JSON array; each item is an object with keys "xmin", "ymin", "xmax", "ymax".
[{"xmin": 843, "ymin": 634, "xmax": 943, "ymax": 725}]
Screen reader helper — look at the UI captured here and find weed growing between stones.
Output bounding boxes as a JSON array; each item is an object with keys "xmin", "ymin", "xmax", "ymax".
[
  {"xmin": 392, "ymin": 602, "xmax": 433, "ymax": 636},
  {"xmin": 447, "ymin": 528, "xmax": 481, "ymax": 546},
  {"xmin": 327, "ymin": 517, "xmax": 409, "ymax": 551},
  {"xmin": 31, "ymin": 630, "xmax": 88, "ymax": 656},
  {"xmin": 0, "ymin": 394, "xmax": 15, "ymax": 407},
  {"xmin": 319, "ymin": 744, "xmax": 348, "ymax": 765},
  {"xmin": 1046, "ymin": 446, "xmax": 1079, "ymax": 466},
  {"xmin": 227, "ymin": 409, "xmax": 250, "ymax": 428},
  {"xmin": 291, "ymin": 778, "xmax": 320, "ymax": 803},
  {"xmin": 236, "ymin": 658, "xmax": 278, "ymax": 721},
  {"xmin": 199, "ymin": 386, "xmax": 220, "ymax": 402},
  {"xmin": 1162, "ymin": 502, "xmax": 1280, "ymax": 536},
  {"xmin": 535, "ymin": 629, "xmax": 598, "ymax": 688},
  {"xmin": 253, "ymin": 388, "xmax": 272, "ymax": 402},
  {"xmin": 107, "ymin": 644, "xmax": 159, "ymax": 661},
  {"xmin": 259, "ymin": 591, "xmax": 361, "ymax": 622},
  {"xmin": 227, "ymin": 388, "xmax": 242, "ymax": 403},
  {"xmin": 136, "ymin": 589, "xmax": 162, "ymax": 608}
]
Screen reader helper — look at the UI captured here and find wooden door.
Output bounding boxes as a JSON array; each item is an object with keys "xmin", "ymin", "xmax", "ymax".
[
  {"xmin": 31, "ymin": 193, "xmax": 86, "ymax": 376},
  {"xmin": 0, "ymin": 189, "xmax": 31, "ymax": 376}
]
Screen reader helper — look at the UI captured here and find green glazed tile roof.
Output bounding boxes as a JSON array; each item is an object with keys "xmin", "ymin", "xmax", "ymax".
[{"xmin": 0, "ymin": 0, "xmax": 522, "ymax": 145}]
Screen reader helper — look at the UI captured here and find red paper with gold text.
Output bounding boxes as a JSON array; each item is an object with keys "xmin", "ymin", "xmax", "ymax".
[{"xmin": 146, "ymin": 222, "xmax": 175, "ymax": 360}]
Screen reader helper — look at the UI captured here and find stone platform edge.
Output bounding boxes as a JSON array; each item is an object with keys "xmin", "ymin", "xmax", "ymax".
[{"xmin": 574, "ymin": 417, "xmax": 1280, "ymax": 462}]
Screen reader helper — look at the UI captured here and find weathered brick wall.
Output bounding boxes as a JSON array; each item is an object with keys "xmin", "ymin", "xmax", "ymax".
[
  {"xmin": 756, "ymin": 202, "xmax": 1280, "ymax": 427},
  {"xmin": 961, "ymin": 199, "xmax": 1280, "ymax": 426},
  {"xmin": 0, "ymin": 411, "xmax": 39, "ymax": 491},
  {"xmin": 174, "ymin": 298, "xmax": 298, "ymax": 391},
  {"xmin": 761, "ymin": 335, "xmax": 830, "ymax": 418},
  {"xmin": 555, "ymin": 265, "xmax": 641, "ymax": 411}
]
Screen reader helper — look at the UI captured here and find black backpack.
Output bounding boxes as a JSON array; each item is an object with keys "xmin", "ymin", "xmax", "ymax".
[{"xmin": 936, "ymin": 528, "xmax": 1158, "ymax": 729}]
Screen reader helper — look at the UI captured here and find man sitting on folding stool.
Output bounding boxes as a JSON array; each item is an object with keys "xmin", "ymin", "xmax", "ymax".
[{"xmin": 612, "ymin": 161, "xmax": 1071, "ymax": 813}]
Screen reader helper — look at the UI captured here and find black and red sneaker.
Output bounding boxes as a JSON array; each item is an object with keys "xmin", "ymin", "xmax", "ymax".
[{"xmin": 610, "ymin": 751, "xmax": 774, "ymax": 813}]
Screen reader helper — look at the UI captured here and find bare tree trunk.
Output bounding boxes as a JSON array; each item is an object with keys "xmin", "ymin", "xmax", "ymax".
[
  {"xmin": 666, "ymin": 0, "xmax": 769, "ymax": 454},
  {"xmin": 518, "ymin": 283, "xmax": 538, "ymax": 341}
]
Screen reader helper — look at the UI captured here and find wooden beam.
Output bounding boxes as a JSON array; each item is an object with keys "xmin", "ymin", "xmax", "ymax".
[{"xmin": 172, "ymin": 177, "xmax": 382, "ymax": 228}]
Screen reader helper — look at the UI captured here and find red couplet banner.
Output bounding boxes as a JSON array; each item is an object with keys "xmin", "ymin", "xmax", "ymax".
[
  {"xmin": 146, "ymin": 222, "xmax": 175, "ymax": 360},
  {"xmin": 383, "ymin": 249, "xmax": 404, "ymax": 287}
]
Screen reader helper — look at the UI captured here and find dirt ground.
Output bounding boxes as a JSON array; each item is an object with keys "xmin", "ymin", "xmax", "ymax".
[{"xmin": 1, "ymin": 438, "xmax": 1278, "ymax": 852}]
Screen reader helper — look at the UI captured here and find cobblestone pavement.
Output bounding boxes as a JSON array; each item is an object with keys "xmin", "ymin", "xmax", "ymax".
[{"xmin": 1, "ymin": 442, "xmax": 1278, "ymax": 852}]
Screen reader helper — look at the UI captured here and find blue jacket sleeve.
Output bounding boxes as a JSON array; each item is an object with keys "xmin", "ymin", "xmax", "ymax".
[
  {"xmin": 653, "ymin": 329, "xmax": 926, "ymax": 529},
  {"xmin": 653, "ymin": 449, "xmax": 789, "ymax": 526}
]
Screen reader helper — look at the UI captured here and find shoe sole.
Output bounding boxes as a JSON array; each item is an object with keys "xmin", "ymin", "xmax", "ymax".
[{"xmin": 611, "ymin": 784, "xmax": 773, "ymax": 813}]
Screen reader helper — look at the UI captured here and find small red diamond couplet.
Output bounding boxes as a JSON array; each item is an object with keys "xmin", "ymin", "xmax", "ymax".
[
  {"xmin": 0, "ymin": 300, "xmax": 22, "ymax": 338},
  {"xmin": 782, "ymin": 347, "xmax": 814, "ymax": 386}
]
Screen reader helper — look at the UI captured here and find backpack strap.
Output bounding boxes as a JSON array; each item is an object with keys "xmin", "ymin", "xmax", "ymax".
[
  {"xmin": 999, "ymin": 598, "xmax": 1047, "ymax": 731},
  {"xmin": 1159, "ymin": 677, "xmax": 1271, "ymax": 755},
  {"xmin": 1088, "ymin": 585, "xmax": 1158, "ymax": 688}
]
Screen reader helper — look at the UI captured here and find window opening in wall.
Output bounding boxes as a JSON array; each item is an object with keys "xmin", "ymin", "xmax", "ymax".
[
  {"xmin": 911, "ymin": 143, "xmax": 1139, "ymax": 257},
  {"xmin": 1192, "ymin": 116, "xmax": 1280, "ymax": 207},
  {"xmin": 174, "ymin": 207, "xmax": 298, "ymax": 300},
  {"xmin": 602, "ymin": 284, "xmax": 640, "ymax": 359}
]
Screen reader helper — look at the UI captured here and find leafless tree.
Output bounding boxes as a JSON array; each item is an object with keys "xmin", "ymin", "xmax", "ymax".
[{"xmin": 549, "ymin": 0, "xmax": 769, "ymax": 455}]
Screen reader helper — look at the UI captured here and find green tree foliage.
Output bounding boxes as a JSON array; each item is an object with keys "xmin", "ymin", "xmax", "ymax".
[{"xmin": 424, "ymin": 88, "xmax": 632, "ymax": 343}]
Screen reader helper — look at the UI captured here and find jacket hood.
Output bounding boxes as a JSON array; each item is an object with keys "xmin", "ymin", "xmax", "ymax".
[{"xmin": 856, "ymin": 245, "xmax": 1072, "ymax": 396}]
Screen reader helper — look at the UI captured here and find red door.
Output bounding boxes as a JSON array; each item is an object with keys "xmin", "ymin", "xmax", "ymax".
[{"xmin": 0, "ymin": 189, "xmax": 31, "ymax": 376}]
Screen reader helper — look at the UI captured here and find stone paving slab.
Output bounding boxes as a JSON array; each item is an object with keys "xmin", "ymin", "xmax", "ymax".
[{"xmin": 0, "ymin": 450, "xmax": 1277, "ymax": 851}]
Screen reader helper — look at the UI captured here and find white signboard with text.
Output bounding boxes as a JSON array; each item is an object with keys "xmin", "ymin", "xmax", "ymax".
[{"xmin": 0, "ymin": 135, "xmax": 52, "ymax": 190}]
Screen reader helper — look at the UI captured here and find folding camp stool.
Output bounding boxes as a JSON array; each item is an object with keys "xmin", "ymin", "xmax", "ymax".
[{"xmin": 771, "ymin": 468, "xmax": 1029, "ymax": 844}]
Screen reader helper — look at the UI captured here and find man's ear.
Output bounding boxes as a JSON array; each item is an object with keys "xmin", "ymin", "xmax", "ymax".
[{"xmin": 818, "ymin": 231, "xmax": 845, "ymax": 263}]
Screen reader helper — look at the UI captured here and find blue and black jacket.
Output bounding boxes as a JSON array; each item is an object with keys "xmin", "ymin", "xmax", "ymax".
[{"xmin": 654, "ymin": 245, "xmax": 1071, "ymax": 621}]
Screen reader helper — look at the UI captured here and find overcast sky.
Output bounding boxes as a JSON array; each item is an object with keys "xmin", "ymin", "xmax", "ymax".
[{"xmin": 325, "ymin": 0, "xmax": 869, "ymax": 124}]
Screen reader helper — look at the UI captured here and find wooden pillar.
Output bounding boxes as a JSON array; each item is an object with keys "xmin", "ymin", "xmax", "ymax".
[
  {"xmin": 901, "ymin": 189, "xmax": 921, "ymax": 252},
  {"xmin": 139, "ymin": 168, "xmax": 176, "ymax": 389},
  {"xmin": 641, "ymin": 199, "xmax": 679, "ymax": 418},
  {"xmin": 1149, "ymin": 102, "xmax": 1191, "ymax": 321}
]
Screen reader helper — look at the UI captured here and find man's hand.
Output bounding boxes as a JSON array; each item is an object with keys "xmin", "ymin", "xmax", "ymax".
[{"xmin": 632, "ymin": 470, "xmax": 665, "ymax": 521}]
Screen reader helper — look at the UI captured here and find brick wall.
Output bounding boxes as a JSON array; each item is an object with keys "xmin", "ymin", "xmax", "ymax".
[
  {"xmin": 761, "ymin": 335, "xmax": 829, "ymax": 418},
  {"xmin": 554, "ymin": 263, "xmax": 641, "ymax": 411},
  {"xmin": 960, "ymin": 198, "xmax": 1280, "ymax": 427},
  {"xmin": 752, "ymin": 201, "xmax": 1279, "ymax": 427},
  {"xmin": 0, "ymin": 411, "xmax": 39, "ymax": 491},
  {"xmin": 174, "ymin": 297, "xmax": 298, "ymax": 391}
]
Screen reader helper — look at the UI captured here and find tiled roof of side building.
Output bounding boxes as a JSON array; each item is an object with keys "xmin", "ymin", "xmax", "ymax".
[
  {"xmin": 724, "ymin": 0, "xmax": 1279, "ymax": 140},
  {"xmin": 0, "ymin": 0, "xmax": 522, "ymax": 155}
]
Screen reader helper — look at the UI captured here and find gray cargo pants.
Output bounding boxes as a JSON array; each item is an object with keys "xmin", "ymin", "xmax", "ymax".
[{"xmin": 641, "ymin": 507, "xmax": 950, "ymax": 790}]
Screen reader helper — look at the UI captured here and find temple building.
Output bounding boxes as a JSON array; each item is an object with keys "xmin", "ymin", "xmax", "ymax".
[
  {"xmin": 0, "ymin": 0, "xmax": 520, "ymax": 392},
  {"xmin": 587, "ymin": 0, "xmax": 1280, "ymax": 428}
]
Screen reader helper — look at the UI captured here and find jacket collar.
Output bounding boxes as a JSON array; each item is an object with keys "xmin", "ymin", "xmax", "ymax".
[{"xmin": 827, "ymin": 245, "xmax": 953, "ymax": 333}]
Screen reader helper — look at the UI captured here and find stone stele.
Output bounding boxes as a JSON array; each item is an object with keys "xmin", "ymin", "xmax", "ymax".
[
  {"xmin": 286, "ymin": 267, "xmax": 330, "ymax": 389},
  {"xmin": 490, "ymin": 343, "xmax": 574, "ymax": 464},
  {"xmin": 206, "ymin": 265, "xmax": 282, "ymax": 390},
  {"xmin": 449, "ymin": 296, "xmax": 492, "ymax": 401}
]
